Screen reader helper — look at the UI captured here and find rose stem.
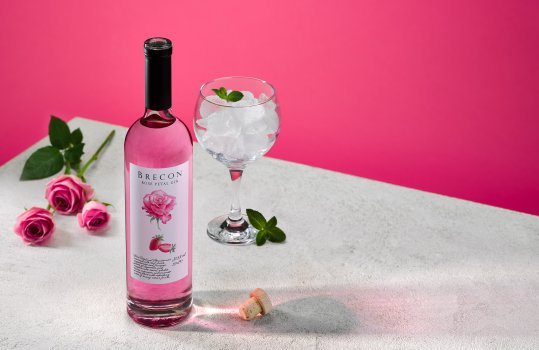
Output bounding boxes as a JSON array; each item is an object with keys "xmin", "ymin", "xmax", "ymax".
[{"xmin": 77, "ymin": 130, "xmax": 115, "ymax": 179}]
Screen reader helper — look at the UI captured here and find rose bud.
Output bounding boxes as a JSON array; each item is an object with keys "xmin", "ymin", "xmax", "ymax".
[
  {"xmin": 77, "ymin": 201, "xmax": 111, "ymax": 232},
  {"xmin": 13, "ymin": 207, "xmax": 55, "ymax": 245},
  {"xmin": 45, "ymin": 175, "xmax": 94, "ymax": 215}
]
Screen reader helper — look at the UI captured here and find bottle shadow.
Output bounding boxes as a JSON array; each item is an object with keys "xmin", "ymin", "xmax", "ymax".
[
  {"xmin": 175, "ymin": 289, "xmax": 358, "ymax": 335},
  {"xmin": 168, "ymin": 281, "xmax": 539, "ymax": 337}
]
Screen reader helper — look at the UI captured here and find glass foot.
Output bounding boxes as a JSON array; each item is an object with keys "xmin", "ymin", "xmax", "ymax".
[{"xmin": 207, "ymin": 214, "xmax": 257, "ymax": 245}]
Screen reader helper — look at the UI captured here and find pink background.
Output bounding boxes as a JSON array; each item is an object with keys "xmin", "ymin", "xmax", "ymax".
[{"xmin": 1, "ymin": 1, "xmax": 538, "ymax": 215}]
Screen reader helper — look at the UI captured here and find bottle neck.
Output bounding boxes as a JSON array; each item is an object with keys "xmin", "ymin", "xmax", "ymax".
[
  {"xmin": 141, "ymin": 109, "xmax": 176, "ymax": 128},
  {"xmin": 145, "ymin": 55, "xmax": 171, "ymax": 110}
]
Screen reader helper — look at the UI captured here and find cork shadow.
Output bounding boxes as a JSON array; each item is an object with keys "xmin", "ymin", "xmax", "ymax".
[
  {"xmin": 170, "ymin": 288, "xmax": 358, "ymax": 335},
  {"xmin": 164, "ymin": 281, "xmax": 539, "ymax": 337}
]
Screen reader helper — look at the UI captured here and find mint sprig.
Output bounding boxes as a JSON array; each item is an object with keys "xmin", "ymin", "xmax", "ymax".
[
  {"xmin": 246, "ymin": 209, "xmax": 286, "ymax": 246},
  {"xmin": 212, "ymin": 87, "xmax": 244, "ymax": 102}
]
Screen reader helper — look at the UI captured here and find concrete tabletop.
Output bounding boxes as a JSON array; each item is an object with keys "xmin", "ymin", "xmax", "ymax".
[{"xmin": 1, "ymin": 117, "xmax": 538, "ymax": 349}]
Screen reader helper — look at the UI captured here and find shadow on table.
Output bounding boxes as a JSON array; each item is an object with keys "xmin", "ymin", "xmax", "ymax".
[
  {"xmin": 41, "ymin": 214, "xmax": 121, "ymax": 248},
  {"xmin": 167, "ymin": 282, "xmax": 538, "ymax": 337},
  {"xmin": 179, "ymin": 290, "xmax": 358, "ymax": 335}
]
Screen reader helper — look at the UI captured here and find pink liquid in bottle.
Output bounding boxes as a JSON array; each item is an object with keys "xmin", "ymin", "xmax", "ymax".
[{"xmin": 124, "ymin": 38, "xmax": 192, "ymax": 327}]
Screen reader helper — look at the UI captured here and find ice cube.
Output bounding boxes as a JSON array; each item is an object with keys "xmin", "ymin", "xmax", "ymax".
[
  {"xmin": 196, "ymin": 118, "xmax": 208, "ymax": 129},
  {"xmin": 241, "ymin": 90, "xmax": 256, "ymax": 102},
  {"xmin": 259, "ymin": 93, "xmax": 276, "ymax": 111},
  {"xmin": 239, "ymin": 105, "xmax": 265, "ymax": 124},
  {"xmin": 206, "ymin": 109, "xmax": 242, "ymax": 137},
  {"xmin": 202, "ymin": 133, "xmax": 246, "ymax": 160},
  {"xmin": 243, "ymin": 133, "xmax": 269, "ymax": 157},
  {"xmin": 202, "ymin": 134, "xmax": 233, "ymax": 155},
  {"xmin": 244, "ymin": 117, "xmax": 267, "ymax": 134},
  {"xmin": 227, "ymin": 136, "xmax": 245, "ymax": 160},
  {"xmin": 199, "ymin": 95, "xmax": 222, "ymax": 118},
  {"xmin": 264, "ymin": 109, "xmax": 279, "ymax": 134}
]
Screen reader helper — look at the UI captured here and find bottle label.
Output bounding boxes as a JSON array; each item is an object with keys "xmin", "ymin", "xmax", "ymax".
[{"xmin": 129, "ymin": 161, "xmax": 189, "ymax": 284}]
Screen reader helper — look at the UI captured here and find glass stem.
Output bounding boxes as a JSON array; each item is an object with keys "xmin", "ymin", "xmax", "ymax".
[{"xmin": 228, "ymin": 169, "xmax": 244, "ymax": 221}]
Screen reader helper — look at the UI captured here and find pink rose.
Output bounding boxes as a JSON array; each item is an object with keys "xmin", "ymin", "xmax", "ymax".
[
  {"xmin": 77, "ymin": 201, "xmax": 111, "ymax": 232},
  {"xmin": 142, "ymin": 190, "xmax": 176, "ymax": 224},
  {"xmin": 14, "ymin": 207, "xmax": 55, "ymax": 245},
  {"xmin": 45, "ymin": 175, "xmax": 94, "ymax": 215}
]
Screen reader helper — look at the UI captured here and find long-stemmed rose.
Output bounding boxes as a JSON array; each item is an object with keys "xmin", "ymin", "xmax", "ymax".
[
  {"xmin": 15, "ymin": 115, "xmax": 115, "ymax": 245},
  {"xmin": 14, "ymin": 207, "xmax": 55, "ymax": 245},
  {"xmin": 46, "ymin": 175, "xmax": 94, "ymax": 214}
]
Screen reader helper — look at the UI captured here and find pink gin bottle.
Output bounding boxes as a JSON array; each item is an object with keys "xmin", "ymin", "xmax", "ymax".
[{"xmin": 124, "ymin": 37, "xmax": 193, "ymax": 327}]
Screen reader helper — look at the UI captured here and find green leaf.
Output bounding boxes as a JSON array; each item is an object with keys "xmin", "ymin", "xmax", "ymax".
[
  {"xmin": 227, "ymin": 90, "xmax": 244, "ymax": 102},
  {"xmin": 212, "ymin": 87, "xmax": 228, "ymax": 100},
  {"xmin": 256, "ymin": 230, "xmax": 268, "ymax": 246},
  {"xmin": 268, "ymin": 227, "xmax": 286, "ymax": 243},
  {"xmin": 246, "ymin": 209, "xmax": 267, "ymax": 230},
  {"xmin": 64, "ymin": 143, "xmax": 85, "ymax": 165},
  {"xmin": 212, "ymin": 87, "xmax": 244, "ymax": 102},
  {"xmin": 70, "ymin": 128, "xmax": 83, "ymax": 145},
  {"xmin": 49, "ymin": 116, "xmax": 71, "ymax": 149},
  {"xmin": 20, "ymin": 146, "xmax": 64, "ymax": 180},
  {"xmin": 267, "ymin": 216, "xmax": 277, "ymax": 228}
]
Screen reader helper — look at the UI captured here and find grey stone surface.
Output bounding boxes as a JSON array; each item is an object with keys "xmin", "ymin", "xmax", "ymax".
[{"xmin": 0, "ymin": 117, "xmax": 538, "ymax": 349}]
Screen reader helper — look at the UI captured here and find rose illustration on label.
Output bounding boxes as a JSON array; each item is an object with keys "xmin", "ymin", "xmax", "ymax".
[{"xmin": 142, "ymin": 190, "xmax": 176, "ymax": 229}]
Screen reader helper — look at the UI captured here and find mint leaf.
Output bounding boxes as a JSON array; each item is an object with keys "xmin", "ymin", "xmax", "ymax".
[
  {"xmin": 211, "ymin": 88, "xmax": 221, "ymax": 98},
  {"xmin": 226, "ymin": 91, "xmax": 244, "ymax": 102},
  {"xmin": 70, "ymin": 128, "xmax": 83, "ymax": 145},
  {"xmin": 256, "ymin": 230, "xmax": 268, "ymax": 246},
  {"xmin": 247, "ymin": 209, "xmax": 286, "ymax": 246},
  {"xmin": 20, "ymin": 146, "xmax": 64, "ymax": 180},
  {"xmin": 212, "ymin": 86, "xmax": 244, "ymax": 102},
  {"xmin": 267, "ymin": 216, "xmax": 277, "ymax": 228},
  {"xmin": 267, "ymin": 227, "xmax": 286, "ymax": 243},
  {"xmin": 49, "ymin": 116, "xmax": 71, "ymax": 149},
  {"xmin": 64, "ymin": 143, "xmax": 85, "ymax": 168},
  {"xmin": 247, "ymin": 209, "xmax": 266, "ymax": 230},
  {"xmin": 212, "ymin": 87, "xmax": 228, "ymax": 100}
]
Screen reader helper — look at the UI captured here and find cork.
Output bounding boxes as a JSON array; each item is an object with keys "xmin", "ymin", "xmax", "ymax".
[{"xmin": 239, "ymin": 288, "xmax": 272, "ymax": 320}]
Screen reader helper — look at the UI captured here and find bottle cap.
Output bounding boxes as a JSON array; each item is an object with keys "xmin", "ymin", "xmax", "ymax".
[
  {"xmin": 144, "ymin": 37, "xmax": 172, "ymax": 57},
  {"xmin": 144, "ymin": 37, "xmax": 172, "ymax": 110}
]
